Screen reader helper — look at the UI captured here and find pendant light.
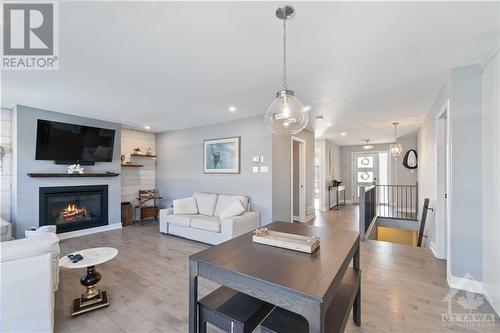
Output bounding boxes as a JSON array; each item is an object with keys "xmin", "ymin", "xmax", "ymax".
[
  {"xmin": 264, "ymin": 5, "xmax": 309, "ymax": 135},
  {"xmin": 362, "ymin": 139, "xmax": 374, "ymax": 150},
  {"xmin": 390, "ymin": 122, "xmax": 402, "ymax": 159}
]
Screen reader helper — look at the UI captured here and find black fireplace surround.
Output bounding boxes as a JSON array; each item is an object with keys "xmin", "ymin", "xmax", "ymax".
[{"xmin": 39, "ymin": 185, "xmax": 108, "ymax": 233}]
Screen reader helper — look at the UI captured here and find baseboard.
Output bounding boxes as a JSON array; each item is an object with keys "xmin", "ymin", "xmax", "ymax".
[
  {"xmin": 429, "ymin": 241, "xmax": 438, "ymax": 257},
  {"xmin": 58, "ymin": 223, "xmax": 122, "ymax": 240},
  {"xmin": 447, "ymin": 274, "xmax": 485, "ymax": 295}
]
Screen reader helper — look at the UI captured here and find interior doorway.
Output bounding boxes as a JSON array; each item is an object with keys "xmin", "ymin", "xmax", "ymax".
[
  {"xmin": 435, "ymin": 100, "xmax": 450, "ymax": 261},
  {"xmin": 291, "ymin": 137, "xmax": 306, "ymax": 222}
]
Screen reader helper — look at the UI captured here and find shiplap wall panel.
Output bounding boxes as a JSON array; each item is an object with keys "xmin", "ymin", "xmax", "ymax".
[
  {"xmin": 121, "ymin": 128, "xmax": 156, "ymax": 220},
  {"xmin": 0, "ymin": 108, "xmax": 12, "ymax": 221}
]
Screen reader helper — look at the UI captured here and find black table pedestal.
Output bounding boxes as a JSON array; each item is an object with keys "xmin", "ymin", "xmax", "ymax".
[{"xmin": 72, "ymin": 265, "xmax": 109, "ymax": 316}]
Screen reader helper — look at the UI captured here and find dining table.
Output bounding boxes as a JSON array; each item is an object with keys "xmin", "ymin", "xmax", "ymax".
[{"xmin": 188, "ymin": 221, "xmax": 361, "ymax": 333}]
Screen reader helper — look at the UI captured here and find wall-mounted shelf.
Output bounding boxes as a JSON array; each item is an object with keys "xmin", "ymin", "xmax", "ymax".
[
  {"xmin": 130, "ymin": 154, "xmax": 156, "ymax": 158},
  {"xmin": 121, "ymin": 164, "xmax": 143, "ymax": 168},
  {"xmin": 27, "ymin": 172, "xmax": 120, "ymax": 178}
]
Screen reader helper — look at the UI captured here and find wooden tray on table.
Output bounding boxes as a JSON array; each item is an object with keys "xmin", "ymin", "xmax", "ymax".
[{"xmin": 252, "ymin": 228, "xmax": 320, "ymax": 253}]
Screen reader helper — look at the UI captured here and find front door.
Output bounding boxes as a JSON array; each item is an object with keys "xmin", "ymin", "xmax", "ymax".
[{"xmin": 352, "ymin": 152, "xmax": 379, "ymax": 204}]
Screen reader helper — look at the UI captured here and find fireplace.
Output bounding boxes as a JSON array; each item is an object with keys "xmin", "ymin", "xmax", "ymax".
[{"xmin": 39, "ymin": 185, "xmax": 108, "ymax": 233}]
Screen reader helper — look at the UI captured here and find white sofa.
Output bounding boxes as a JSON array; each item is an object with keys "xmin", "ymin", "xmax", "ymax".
[
  {"xmin": 1, "ymin": 233, "xmax": 60, "ymax": 333},
  {"xmin": 0, "ymin": 217, "xmax": 12, "ymax": 241},
  {"xmin": 160, "ymin": 192, "xmax": 261, "ymax": 245}
]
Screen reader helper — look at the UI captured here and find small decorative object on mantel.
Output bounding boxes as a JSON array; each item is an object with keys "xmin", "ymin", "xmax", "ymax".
[
  {"xmin": 145, "ymin": 147, "xmax": 153, "ymax": 156},
  {"xmin": 252, "ymin": 227, "xmax": 320, "ymax": 253},
  {"xmin": 133, "ymin": 147, "xmax": 142, "ymax": 155},
  {"xmin": 121, "ymin": 154, "xmax": 126, "ymax": 164},
  {"xmin": 67, "ymin": 164, "xmax": 84, "ymax": 174}
]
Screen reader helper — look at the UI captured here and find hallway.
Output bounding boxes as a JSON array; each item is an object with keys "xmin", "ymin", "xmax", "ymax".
[{"xmin": 308, "ymin": 205, "xmax": 499, "ymax": 332}]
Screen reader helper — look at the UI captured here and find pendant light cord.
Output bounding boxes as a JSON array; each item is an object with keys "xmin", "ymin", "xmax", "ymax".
[{"xmin": 282, "ymin": 17, "xmax": 288, "ymax": 90}]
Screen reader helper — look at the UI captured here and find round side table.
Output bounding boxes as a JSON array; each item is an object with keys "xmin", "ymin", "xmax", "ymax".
[{"xmin": 59, "ymin": 247, "xmax": 118, "ymax": 316}]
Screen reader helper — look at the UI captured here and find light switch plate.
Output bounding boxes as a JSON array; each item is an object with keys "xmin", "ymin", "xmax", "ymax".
[
  {"xmin": 259, "ymin": 156, "xmax": 264, "ymax": 163},
  {"xmin": 252, "ymin": 156, "xmax": 260, "ymax": 163},
  {"xmin": 252, "ymin": 166, "xmax": 259, "ymax": 173},
  {"xmin": 260, "ymin": 166, "xmax": 269, "ymax": 173}
]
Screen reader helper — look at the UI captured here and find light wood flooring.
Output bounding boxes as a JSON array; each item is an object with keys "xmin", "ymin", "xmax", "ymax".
[{"xmin": 55, "ymin": 206, "xmax": 499, "ymax": 332}]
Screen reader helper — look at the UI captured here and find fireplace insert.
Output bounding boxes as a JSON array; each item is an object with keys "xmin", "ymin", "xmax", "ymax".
[{"xmin": 39, "ymin": 185, "xmax": 108, "ymax": 233}]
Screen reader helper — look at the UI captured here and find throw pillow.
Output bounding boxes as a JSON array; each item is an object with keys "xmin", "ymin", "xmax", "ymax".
[
  {"xmin": 219, "ymin": 199, "xmax": 245, "ymax": 219},
  {"xmin": 173, "ymin": 196, "xmax": 198, "ymax": 215}
]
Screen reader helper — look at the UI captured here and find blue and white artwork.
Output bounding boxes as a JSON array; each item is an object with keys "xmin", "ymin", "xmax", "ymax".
[{"xmin": 204, "ymin": 137, "xmax": 240, "ymax": 173}]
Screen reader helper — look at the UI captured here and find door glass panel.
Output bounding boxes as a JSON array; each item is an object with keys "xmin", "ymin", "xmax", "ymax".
[
  {"xmin": 357, "ymin": 171, "xmax": 373, "ymax": 183},
  {"xmin": 357, "ymin": 156, "xmax": 373, "ymax": 168}
]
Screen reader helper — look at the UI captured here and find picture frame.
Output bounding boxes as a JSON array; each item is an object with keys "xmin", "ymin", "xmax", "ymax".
[{"xmin": 203, "ymin": 137, "xmax": 240, "ymax": 174}]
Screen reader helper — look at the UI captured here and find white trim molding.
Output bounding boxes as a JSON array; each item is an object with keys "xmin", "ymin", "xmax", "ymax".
[
  {"xmin": 447, "ymin": 274, "xmax": 484, "ymax": 295},
  {"xmin": 57, "ymin": 223, "xmax": 122, "ymax": 240}
]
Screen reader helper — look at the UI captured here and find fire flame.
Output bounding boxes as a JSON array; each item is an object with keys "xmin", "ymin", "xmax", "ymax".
[{"xmin": 60, "ymin": 204, "xmax": 87, "ymax": 220}]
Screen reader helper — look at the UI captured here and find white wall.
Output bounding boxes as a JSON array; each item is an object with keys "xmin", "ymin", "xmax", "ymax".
[
  {"xmin": 481, "ymin": 51, "xmax": 500, "ymax": 315},
  {"xmin": 121, "ymin": 128, "xmax": 156, "ymax": 220},
  {"xmin": 0, "ymin": 108, "xmax": 13, "ymax": 222}
]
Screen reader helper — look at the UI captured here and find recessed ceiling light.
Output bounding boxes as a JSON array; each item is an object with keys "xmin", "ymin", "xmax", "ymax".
[
  {"xmin": 302, "ymin": 105, "xmax": 311, "ymax": 112},
  {"xmin": 144, "ymin": 125, "xmax": 151, "ymax": 130},
  {"xmin": 229, "ymin": 106, "xmax": 236, "ymax": 112},
  {"xmin": 315, "ymin": 115, "xmax": 323, "ymax": 122},
  {"xmin": 341, "ymin": 132, "xmax": 347, "ymax": 136},
  {"xmin": 326, "ymin": 123, "xmax": 332, "ymax": 127}
]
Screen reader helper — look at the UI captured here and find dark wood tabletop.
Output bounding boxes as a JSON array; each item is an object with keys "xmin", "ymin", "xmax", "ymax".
[{"xmin": 190, "ymin": 221, "xmax": 359, "ymax": 301}]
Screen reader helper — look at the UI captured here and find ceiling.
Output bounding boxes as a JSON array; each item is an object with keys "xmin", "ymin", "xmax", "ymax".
[{"xmin": 2, "ymin": 1, "xmax": 499, "ymax": 145}]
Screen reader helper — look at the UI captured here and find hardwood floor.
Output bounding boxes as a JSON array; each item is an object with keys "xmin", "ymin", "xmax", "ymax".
[{"xmin": 55, "ymin": 207, "xmax": 499, "ymax": 332}]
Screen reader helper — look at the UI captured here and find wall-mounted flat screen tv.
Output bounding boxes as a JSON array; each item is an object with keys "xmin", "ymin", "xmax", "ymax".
[{"xmin": 35, "ymin": 119, "xmax": 116, "ymax": 163}]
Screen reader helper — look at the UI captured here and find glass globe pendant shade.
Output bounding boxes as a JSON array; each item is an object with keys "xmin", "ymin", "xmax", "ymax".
[
  {"xmin": 264, "ymin": 89, "xmax": 309, "ymax": 135},
  {"xmin": 390, "ymin": 143, "xmax": 402, "ymax": 159}
]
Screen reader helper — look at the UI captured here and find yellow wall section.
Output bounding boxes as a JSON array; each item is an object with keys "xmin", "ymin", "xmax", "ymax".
[{"xmin": 377, "ymin": 226, "xmax": 418, "ymax": 246}]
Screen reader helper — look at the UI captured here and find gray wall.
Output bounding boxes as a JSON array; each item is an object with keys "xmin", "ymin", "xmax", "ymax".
[
  {"xmin": 339, "ymin": 134, "xmax": 418, "ymax": 201},
  {"xmin": 155, "ymin": 115, "xmax": 273, "ymax": 225},
  {"xmin": 449, "ymin": 65, "xmax": 482, "ymax": 279},
  {"xmin": 481, "ymin": 52, "xmax": 500, "ymax": 315},
  {"xmin": 12, "ymin": 105, "xmax": 122, "ymax": 238},
  {"xmin": 418, "ymin": 64, "xmax": 483, "ymax": 280},
  {"xmin": 272, "ymin": 130, "xmax": 315, "ymax": 222},
  {"xmin": 417, "ymin": 79, "xmax": 451, "ymax": 256}
]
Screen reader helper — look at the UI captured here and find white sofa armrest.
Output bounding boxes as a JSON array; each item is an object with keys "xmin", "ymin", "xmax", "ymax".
[
  {"xmin": 159, "ymin": 207, "xmax": 174, "ymax": 234},
  {"xmin": 221, "ymin": 211, "xmax": 261, "ymax": 238},
  {"xmin": 2, "ymin": 253, "xmax": 54, "ymax": 333}
]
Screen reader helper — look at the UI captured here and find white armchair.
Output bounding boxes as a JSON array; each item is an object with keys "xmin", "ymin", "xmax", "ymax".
[{"xmin": 1, "ymin": 233, "xmax": 60, "ymax": 333}]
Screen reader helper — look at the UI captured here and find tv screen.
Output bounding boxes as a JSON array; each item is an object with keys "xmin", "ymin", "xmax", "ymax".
[{"xmin": 35, "ymin": 119, "xmax": 116, "ymax": 162}]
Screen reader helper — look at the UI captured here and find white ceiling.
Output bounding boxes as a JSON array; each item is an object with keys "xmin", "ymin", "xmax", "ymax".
[{"xmin": 2, "ymin": 1, "xmax": 498, "ymax": 145}]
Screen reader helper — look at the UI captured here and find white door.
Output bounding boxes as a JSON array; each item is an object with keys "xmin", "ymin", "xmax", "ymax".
[{"xmin": 352, "ymin": 152, "xmax": 379, "ymax": 204}]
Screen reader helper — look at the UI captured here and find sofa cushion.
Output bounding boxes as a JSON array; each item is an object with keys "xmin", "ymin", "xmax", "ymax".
[
  {"xmin": 214, "ymin": 194, "xmax": 249, "ymax": 216},
  {"xmin": 219, "ymin": 199, "xmax": 245, "ymax": 219},
  {"xmin": 190, "ymin": 216, "xmax": 221, "ymax": 233},
  {"xmin": 165, "ymin": 214, "xmax": 199, "ymax": 227},
  {"xmin": 194, "ymin": 192, "xmax": 218, "ymax": 216},
  {"xmin": 173, "ymin": 196, "xmax": 198, "ymax": 215}
]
